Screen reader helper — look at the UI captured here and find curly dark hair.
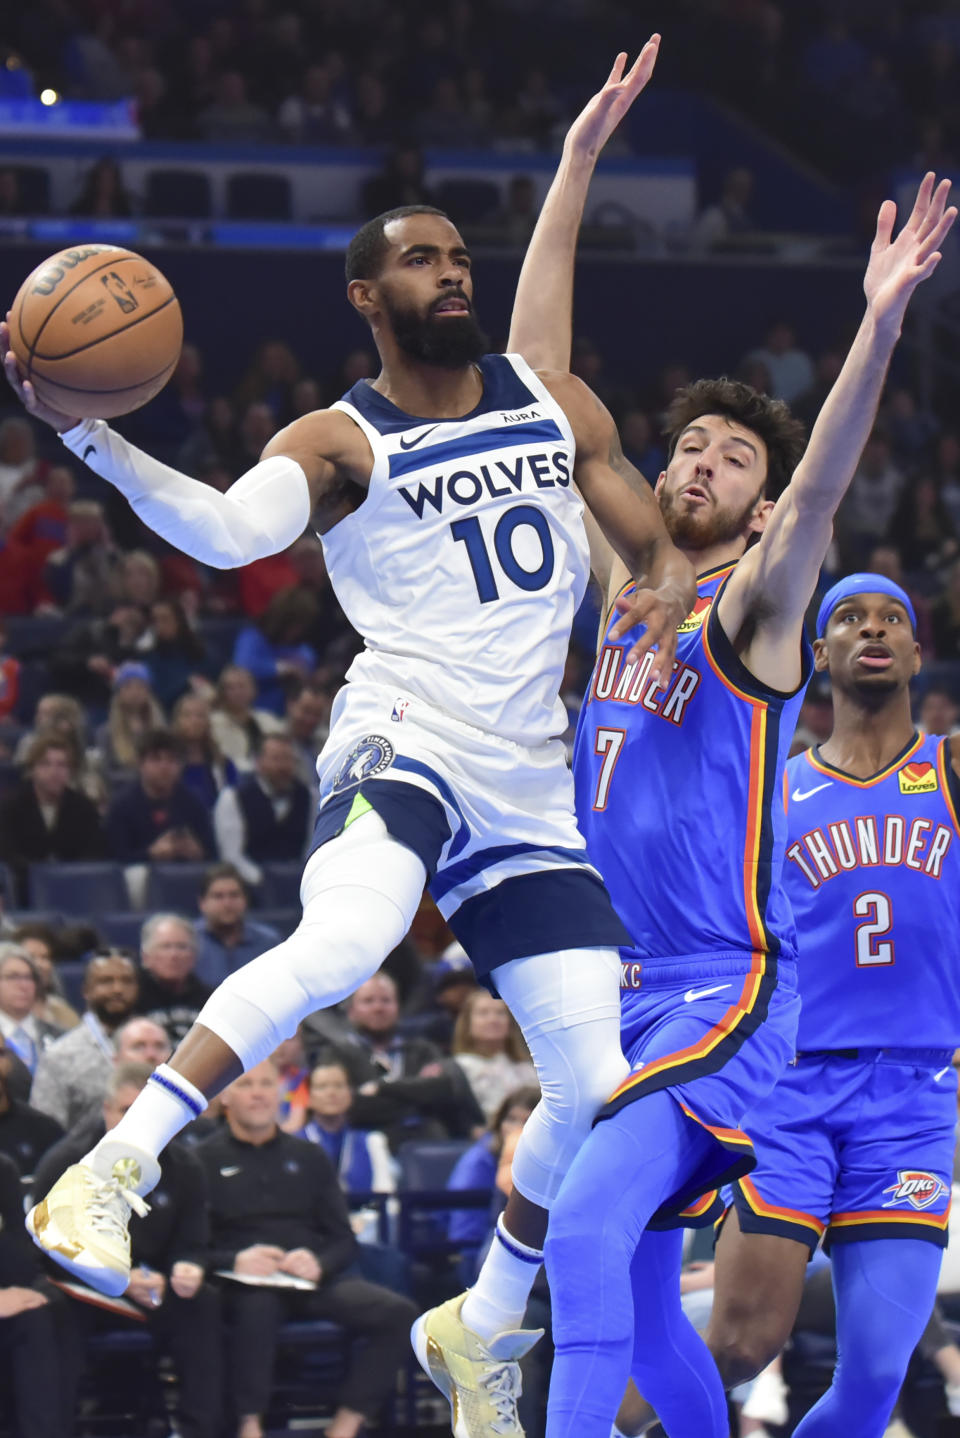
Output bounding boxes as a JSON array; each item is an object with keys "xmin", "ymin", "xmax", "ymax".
[{"xmin": 664, "ymin": 377, "xmax": 807, "ymax": 501}]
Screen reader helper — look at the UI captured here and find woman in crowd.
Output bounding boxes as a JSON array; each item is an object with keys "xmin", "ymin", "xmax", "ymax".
[
  {"xmin": 141, "ymin": 599, "xmax": 210, "ymax": 711},
  {"xmin": 446, "ymin": 1084, "xmax": 540, "ymax": 1251},
  {"xmin": 13, "ymin": 921, "xmax": 79, "ymax": 1030},
  {"xmin": 209, "ymin": 665, "xmax": 284, "ymax": 770},
  {"xmin": 171, "ymin": 693, "xmax": 236, "ymax": 810},
  {"xmin": 232, "ymin": 589, "xmax": 319, "ymax": 716},
  {"xmin": 14, "ymin": 692, "xmax": 106, "ymax": 807},
  {"xmin": 296, "ymin": 1058, "xmax": 396, "ymax": 1196},
  {"xmin": 451, "ymin": 989, "xmax": 538, "ymax": 1122},
  {"xmin": 95, "ymin": 662, "xmax": 166, "ymax": 776}
]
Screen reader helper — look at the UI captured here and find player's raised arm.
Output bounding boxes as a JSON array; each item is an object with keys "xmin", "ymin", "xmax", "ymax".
[
  {"xmin": 507, "ymin": 39, "xmax": 661, "ymax": 372},
  {"xmin": 719, "ymin": 173, "xmax": 957, "ymax": 691},
  {"xmin": 0, "ymin": 318, "xmax": 363, "ymax": 568},
  {"xmin": 546, "ymin": 370, "xmax": 695, "ymax": 681}
]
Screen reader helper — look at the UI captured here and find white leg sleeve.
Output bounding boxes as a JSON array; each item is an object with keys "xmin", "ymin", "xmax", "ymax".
[
  {"xmin": 195, "ymin": 811, "xmax": 425, "ymax": 1070},
  {"xmin": 494, "ymin": 946, "xmax": 629, "ymax": 1208}
]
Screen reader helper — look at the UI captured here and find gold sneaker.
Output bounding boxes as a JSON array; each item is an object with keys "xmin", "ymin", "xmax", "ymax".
[
  {"xmin": 25, "ymin": 1141, "xmax": 160, "ymax": 1298},
  {"xmin": 411, "ymin": 1293, "xmax": 543, "ymax": 1438}
]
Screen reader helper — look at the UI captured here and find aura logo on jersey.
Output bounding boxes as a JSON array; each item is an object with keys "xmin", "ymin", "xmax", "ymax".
[
  {"xmin": 898, "ymin": 761, "xmax": 938, "ymax": 795},
  {"xmin": 881, "ymin": 1170, "xmax": 947, "ymax": 1210},
  {"xmin": 333, "ymin": 735, "xmax": 395, "ymax": 791}
]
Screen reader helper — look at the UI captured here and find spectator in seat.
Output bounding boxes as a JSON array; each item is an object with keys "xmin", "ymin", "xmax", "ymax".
[
  {"xmin": 403, "ymin": 946, "xmax": 478, "ymax": 1049},
  {"xmin": 0, "ymin": 1149, "xmax": 65, "ymax": 1438},
  {"xmin": 13, "ymin": 693, "xmax": 105, "ymax": 808},
  {"xmin": 34, "ymin": 1061, "xmax": 222, "ymax": 1438},
  {"xmin": 141, "ymin": 598, "xmax": 210, "ymax": 711},
  {"xmin": 96, "ymin": 662, "xmax": 167, "ymax": 777},
  {"xmin": 197, "ymin": 70, "xmax": 271, "ymax": 144},
  {"xmin": 361, "ymin": 143, "xmax": 436, "ymax": 220},
  {"xmin": 451, "ymin": 988, "xmax": 538, "ymax": 1123},
  {"xmin": 3, "ymin": 462, "xmax": 73, "ymax": 572},
  {"xmin": 68, "ymin": 156, "xmax": 134, "ymax": 218},
  {"xmin": 446, "ymin": 1083, "xmax": 540, "ymax": 1255},
  {"xmin": 200, "ymin": 1059, "xmax": 417, "ymax": 1438},
  {"xmin": 918, "ymin": 684, "xmax": 959, "ymax": 736},
  {"xmin": 0, "ymin": 620, "xmax": 20, "ymax": 718},
  {"xmin": 172, "ymin": 693, "xmax": 237, "ymax": 810},
  {"xmin": 273, "ymin": 1027, "xmax": 312, "ymax": 1132},
  {"xmin": 213, "ymin": 733, "xmax": 312, "ymax": 888},
  {"xmin": 328, "ymin": 971, "xmax": 484, "ymax": 1149},
  {"xmin": 0, "ymin": 416, "xmax": 47, "ymax": 526},
  {"xmin": 42, "ymin": 499, "xmax": 119, "ymax": 615},
  {"xmin": 113, "ymin": 1015, "xmax": 172, "ymax": 1068},
  {"xmin": 0, "ymin": 1029, "xmax": 62, "ymax": 1179},
  {"xmin": 0, "ymin": 735, "xmax": 107, "ymax": 903},
  {"xmin": 134, "ymin": 914, "xmax": 213, "ymax": 1047},
  {"xmin": 744, "ymin": 320, "xmax": 815, "ymax": 406},
  {"xmin": 30, "ymin": 951, "xmax": 138, "ymax": 1129},
  {"xmin": 232, "ymin": 589, "xmax": 319, "ymax": 717},
  {"xmin": 14, "ymin": 922, "xmax": 80, "ymax": 1030},
  {"xmin": 105, "ymin": 728, "xmax": 215, "ymax": 865},
  {"xmin": 210, "ymin": 664, "xmax": 285, "ymax": 771},
  {"xmin": 933, "ymin": 558, "xmax": 960, "ymax": 662},
  {"xmin": 0, "ymin": 945, "xmax": 62, "ymax": 1077},
  {"xmin": 194, "ymin": 863, "xmax": 280, "ymax": 987},
  {"xmin": 285, "ymin": 683, "xmax": 329, "ymax": 794},
  {"xmin": 690, "ymin": 166, "xmax": 756, "ymax": 250},
  {"xmin": 277, "ymin": 63, "xmax": 352, "ymax": 143},
  {"xmin": 297, "ymin": 1059, "xmax": 396, "ymax": 1196}
]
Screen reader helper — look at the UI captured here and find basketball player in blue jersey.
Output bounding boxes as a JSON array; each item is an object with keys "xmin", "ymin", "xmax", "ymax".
[
  {"xmin": 678, "ymin": 571, "xmax": 960, "ymax": 1438},
  {"xmin": 1, "ymin": 199, "xmax": 695, "ymax": 1436},
  {"xmin": 505, "ymin": 40, "xmax": 957, "ymax": 1438}
]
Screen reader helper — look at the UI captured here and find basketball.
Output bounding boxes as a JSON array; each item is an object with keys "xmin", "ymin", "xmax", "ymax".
[{"xmin": 8, "ymin": 244, "xmax": 183, "ymax": 419}]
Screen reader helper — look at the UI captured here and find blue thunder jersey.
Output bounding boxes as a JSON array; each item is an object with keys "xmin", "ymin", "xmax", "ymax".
[
  {"xmin": 785, "ymin": 734, "xmax": 960, "ymax": 1050},
  {"xmin": 323, "ymin": 353, "xmax": 589, "ymax": 746},
  {"xmin": 574, "ymin": 564, "xmax": 813, "ymax": 968}
]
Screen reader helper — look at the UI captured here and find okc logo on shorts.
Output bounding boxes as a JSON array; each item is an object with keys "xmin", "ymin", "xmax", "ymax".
[
  {"xmin": 881, "ymin": 1169, "xmax": 947, "ymax": 1210},
  {"xmin": 333, "ymin": 735, "xmax": 395, "ymax": 792}
]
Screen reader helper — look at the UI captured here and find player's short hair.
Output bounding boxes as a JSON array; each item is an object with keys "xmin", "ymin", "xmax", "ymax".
[
  {"xmin": 664, "ymin": 378, "xmax": 807, "ymax": 500},
  {"xmin": 345, "ymin": 206, "xmax": 450, "ymax": 283}
]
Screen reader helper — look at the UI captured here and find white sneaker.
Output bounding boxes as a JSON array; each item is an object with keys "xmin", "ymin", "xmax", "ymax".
[
  {"xmin": 741, "ymin": 1362, "xmax": 789, "ymax": 1426},
  {"xmin": 945, "ymin": 1381, "xmax": 960, "ymax": 1417},
  {"xmin": 25, "ymin": 1139, "xmax": 159, "ymax": 1297}
]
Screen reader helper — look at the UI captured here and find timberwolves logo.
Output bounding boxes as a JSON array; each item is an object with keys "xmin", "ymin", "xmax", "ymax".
[
  {"xmin": 333, "ymin": 735, "xmax": 395, "ymax": 792},
  {"xmin": 881, "ymin": 1169, "xmax": 947, "ymax": 1211}
]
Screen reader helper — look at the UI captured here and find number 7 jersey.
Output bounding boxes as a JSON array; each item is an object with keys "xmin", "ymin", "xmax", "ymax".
[
  {"xmin": 324, "ymin": 353, "xmax": 589, "ymax": 745},
  {"xmin": 784, "ymin": 735, "xmax": 960, "ymax": 1049}
]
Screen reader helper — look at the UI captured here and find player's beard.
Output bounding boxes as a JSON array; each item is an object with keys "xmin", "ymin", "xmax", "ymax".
[
  {"xmin": 386, "ymin": 291, "xmax": 489, "ymax": 369},
  {"xmin": 659, "ymin": 481, "xmax": 762, "ymax": 551}
]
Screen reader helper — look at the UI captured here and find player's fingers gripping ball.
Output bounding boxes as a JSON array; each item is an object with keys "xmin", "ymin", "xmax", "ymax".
[{"xmin": 9, "ymin": 245, "xmax": 182, "ymax": 419}]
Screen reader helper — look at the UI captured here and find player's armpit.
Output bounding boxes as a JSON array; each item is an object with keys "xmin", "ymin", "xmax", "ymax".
[{"xmin": 261, "ymin": 408, "xmax": 374, "ymax": 527}]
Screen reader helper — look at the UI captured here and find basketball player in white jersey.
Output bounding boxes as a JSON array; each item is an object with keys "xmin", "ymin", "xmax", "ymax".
[{"xmin": 2, "ymin": 205, "xmax": 693, "ymax": 1437}]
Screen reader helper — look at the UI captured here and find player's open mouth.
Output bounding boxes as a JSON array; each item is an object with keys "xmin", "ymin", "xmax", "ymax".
[
  {"xmin": 856, "ymin": 644, "xmax": 893, "ymax": 668},
  {"xmin": 682, "ymin": 485, "xmax": 710, "ymax": 505},
  {"xmin": 433, "ymin": 299, "xmax": 470, "ymax": 316}
]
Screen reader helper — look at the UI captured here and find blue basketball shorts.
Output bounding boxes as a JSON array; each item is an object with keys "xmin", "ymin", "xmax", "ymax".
[
  {"xmin": 733, "ymin": 1048, "xmax": 957, "ymax": 1251},
  {"xmin": 598, "ymin": 952, "xmax": 800, "ymax": 1227},
  {"xmin": 308, "ymin": 681, "xmax": 630, "ymax": 980}
]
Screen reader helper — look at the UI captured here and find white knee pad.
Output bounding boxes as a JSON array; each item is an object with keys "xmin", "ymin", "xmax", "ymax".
[
  {"xmin": 196, "ymin": 812, "xmax": 426, "ymax": 1070},
  {"xmin": 495, "ymin": 947, "xmax": 629, "ymax": 1208}
]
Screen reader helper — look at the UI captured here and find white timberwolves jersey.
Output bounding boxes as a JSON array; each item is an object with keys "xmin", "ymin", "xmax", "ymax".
[{"xmin": 323, "ymin": 353, "xmax": 590, "ymax": 745}]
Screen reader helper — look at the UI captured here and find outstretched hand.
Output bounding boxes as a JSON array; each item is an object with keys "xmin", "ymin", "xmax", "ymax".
[
  {"xmin": 563, "ymin": 37, "xmax": 661, "ymax": 164},
  {"xmin": 864, "ymin": 173, "xmax": 957, "ymax": 331},
  {"xmin": 0, "ymin": 314, "xmax": 80, "ymax": 432}
]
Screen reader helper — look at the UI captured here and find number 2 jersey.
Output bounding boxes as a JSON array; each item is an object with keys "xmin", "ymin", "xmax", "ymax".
[
  {"xmin": 324, "ymin": 353, "xmax": 589, "ymax": 746},
  {"xmin": 574, "ymin": 564, "xmax": 812, "ymax": 968},
  {"xmin": 785, "ymin": 734, "xmax": 960, "ymax": 1050}
]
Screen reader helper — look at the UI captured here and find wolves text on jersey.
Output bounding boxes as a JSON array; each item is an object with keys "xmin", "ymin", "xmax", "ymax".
[
  {"xmin": 786, "ymin": 814, "xmax": 952, "ymax": 889},
  {"xmin": 591, "ymin": 643, "xmax": 701, "ymax": 727},
  {"xmin": 397, "ymin": 450, "xmax": 571, "ymax": 519}
]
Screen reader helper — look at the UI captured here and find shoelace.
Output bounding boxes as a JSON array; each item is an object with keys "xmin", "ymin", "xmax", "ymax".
[
  {"xmin": 481, "ymin": 1360, "xmax": 522, "ymax": 1435},
  {"xmin": 83, "ymin": 1169, "xmax": 150, "ymax": 1245}
]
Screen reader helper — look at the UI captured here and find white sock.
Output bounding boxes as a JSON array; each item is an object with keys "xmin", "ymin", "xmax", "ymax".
[
  {"xmin": 461, "ymin": 1217, "xmax": 543, "ymax": 1341},
  {"xmin": 90, "ymin": 1064, "xmax": 207, "ymax": 1163}
]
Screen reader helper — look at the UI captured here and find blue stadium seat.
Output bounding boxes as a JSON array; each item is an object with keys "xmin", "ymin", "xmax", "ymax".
[
  {"xmin": 435, "ymin": 178, "xmax": 500, "ymax": 224},
  {"xmin": 29, "ymin": 862, "xmax": 128, "ymax": 916},
  {"xmin": 256, "ymin": 907, "xmax": 300, "ymax": 939},
  {"xmin": 97, "ymin": 912, "xmax": 145, "ymax": 952},
  {"xmin": 395, "ymin": 1140, "xmax": 489, "ymax": 1262},
  {"xmin": 196, "ymin": 617, "xmax": 241, "ymax": 672},
  {"xmin": 227, "ymin": 171, "xmax": 292, "ymax": 220},
  {"xmin": 56, "ymin": 960, "xmax": 87, "ymax": 1012},
  {"xmin": 12, "ymin": 165, "xmax": 50, "ymax": 215},
  {"xmin": 144, "ymin": 168, "xmax": 212, "ymax": 218},
  {"xmin": 0, "ymin": 762, "xmax": 20, "ymax": 797},
  {"xmin": 0, "ymin": 864, "xmax": 15, "ymax": 907},
  {"xmin": 396, "ymin": 1139, "xmax": 472, "ymax": 1192},
  {"xmin": 259, "ymin": 862, "xmax": 303, "ymax": 909},
  {"xmin": 144, "ymin": 863, "xmax": 209, "ymax": 914},
  {"xmin": 4, "ymin": 910, "xmax": 62, "ymax": 929},
  {"xmin": 3, "ymin": 616, "xmax": 69, "ymax": 656}
]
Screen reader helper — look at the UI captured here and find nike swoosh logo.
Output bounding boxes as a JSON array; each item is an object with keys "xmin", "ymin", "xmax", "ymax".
[
  {"xmin": 399, "ymin": 425, "xmax": 440, "ymax": 450},
  {"xmin": 791, "ymin": 782, "xmax": 832, "ymax": 802},
  {"xmin": 683, "ymin": 983, "xmax": 732, "ymax": 1003},
  {"xmin": 219, "ymin": 1166, "xmax": 241, "ymax": 1177},
  {"xmin": 934, "ymin": 1066, "xmax": 952, "ymax": 1082},
  {"xmin": 82, "ymin": 444, "xmax": 97, "ymax": 462}
]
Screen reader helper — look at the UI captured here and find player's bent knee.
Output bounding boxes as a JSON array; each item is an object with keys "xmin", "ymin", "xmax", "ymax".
[{"xmin": 707, "ymin": 1319, "xmax": 784, "ymax": 1388}]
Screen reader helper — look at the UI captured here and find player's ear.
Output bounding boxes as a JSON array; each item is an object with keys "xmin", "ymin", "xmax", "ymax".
[
  {"xmin": 347, "ymin": 279, "xmax": 378, "ymax": 318},
  {"xmin": 813, "ymin": 637, "xmax": 829, "ymax": 673},
  {"xmin": 911, "ymin": 641, "xmax": 922, "ymax": 676},
  {"xmin": 747, "ymin": 496, "xmax": 776, "ymax": 536},
  {"xmin": 653, "ymin": 470, "xmax": 667, "ymax": 496}
]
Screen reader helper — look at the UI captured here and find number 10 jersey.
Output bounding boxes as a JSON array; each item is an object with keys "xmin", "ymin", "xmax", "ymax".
[{"xmin": 325, "ymin": 353, "xmax": 589, "ymax": 746}]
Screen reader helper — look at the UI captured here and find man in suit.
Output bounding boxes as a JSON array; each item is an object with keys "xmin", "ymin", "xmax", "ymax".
[
  {"xmin": 213, "ymin": 732, "xmax": 313, "ymax": 888},
  {"xmin": 0, "ymin": 944, "xmax": 62, "ymax": 1076},
  {"xmin": 0, "ymin": 736, "xmax": 106, "ymax": 903}
]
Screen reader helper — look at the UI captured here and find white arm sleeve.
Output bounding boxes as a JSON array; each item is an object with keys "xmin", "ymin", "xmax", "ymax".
[{"xmin": 60, "ymin": 418, "xmax": 312, "ymax": 568}]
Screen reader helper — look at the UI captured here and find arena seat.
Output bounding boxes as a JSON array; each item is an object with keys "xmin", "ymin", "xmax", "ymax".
[
  {"xmin": 144, "ymin": 168, "xmax": 212, "ymax": 219},
  {"xmin": 4, "ymin": 615, "xmax": 69, "ymax": 656},
  {"xmin": 12, "ymin": 165, "xmax": 50, "ymax": 214},
  {"xmin": 255, "ymin": 907, "xmax": 300, "ymax": 939},
  {"xmin": 29, "ymin": 862, "xmax": 128, "ymax": 916},
  {"xmin": 226, "ymin": 171, "xmax": 292, "ymax": 220},
  {"xmin": 144, "ymin": 863, "xmax": 210, "ymax": 914},
  {"xmin": 97, "ymin": 912, "xmax": 146, "ymax": 951},
  {"xmin": 55, "ymin": 960, "xmax": 88, "ymax": 1013},
  {"xmin": 435, "ymin": 178, "xmax": 500, "ymax": 224},
  {"xmin": 259, "ymin": 862, "xmax": 303, "ymax": 909},
  {"xmin": 0, "ymin": 863, "xmax": 16, "ymax": 907}
]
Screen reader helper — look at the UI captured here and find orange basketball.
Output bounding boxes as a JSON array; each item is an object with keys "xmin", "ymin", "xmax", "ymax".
[{"xmin": 9, "ymin": 244, "xmax": 183, "ymax": 419}]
